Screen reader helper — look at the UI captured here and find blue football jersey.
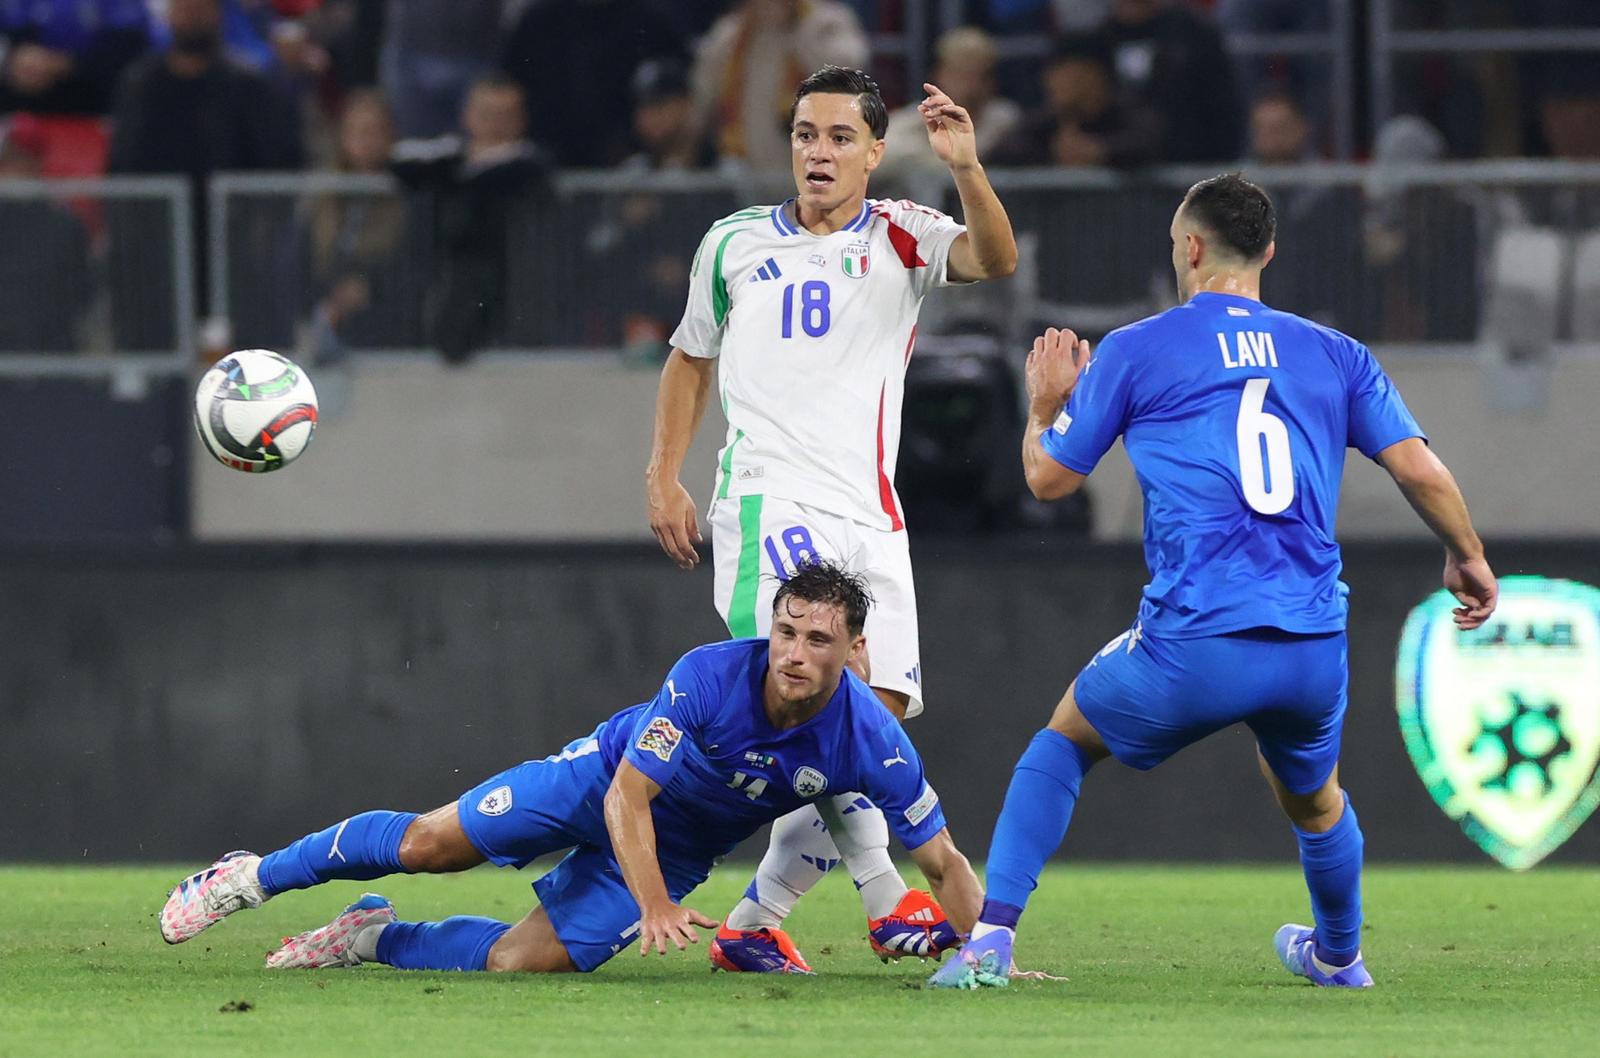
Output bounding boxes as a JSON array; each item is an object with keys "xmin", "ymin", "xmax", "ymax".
[
  {"xmin": 1041, "ymin": 292, "xmax": 1424, "ymax": 637},
  {"xmin": 596, "ymin": 639, "xmax": 946, "ymax": 857}
]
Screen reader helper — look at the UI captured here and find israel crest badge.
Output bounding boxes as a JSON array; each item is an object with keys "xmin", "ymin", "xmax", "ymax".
[{"xmin": 1395, "ymin": 576, "xmax": 1600, "ymax": 869}]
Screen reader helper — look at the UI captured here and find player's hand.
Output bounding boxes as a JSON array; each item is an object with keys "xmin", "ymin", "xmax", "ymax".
[
  {"xmin": 647, "ymin": 477, "xmax": 702, "ymax": 570},
  {"xmin": 919, "ymin": 82, "xmax": 979, "ymax": 170},
  {"xmin": 1444, "ymin": 553, "xmax": 1497, "ymax": 630},
  {"xmin": 1025, "ymin": 327, "xmax": 1090, "ymax": 420},
  {"xmin": 637, "ymin": 901, "xmax": 720, "ymax": 956}
]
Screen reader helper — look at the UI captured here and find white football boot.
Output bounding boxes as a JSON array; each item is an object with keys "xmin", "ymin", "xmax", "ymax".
[
  {"xmin": 266, "ymin": 894, "xmax": 396, "ymax": 969},
  {"xmin": 159, "ymin": 850, "xmax": 269, "ymax": 944}
]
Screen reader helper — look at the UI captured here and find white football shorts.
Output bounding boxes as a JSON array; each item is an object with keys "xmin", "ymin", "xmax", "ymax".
[{"xmin": 709, "ymin": 494, "xmax": 925, "ymax": 717}]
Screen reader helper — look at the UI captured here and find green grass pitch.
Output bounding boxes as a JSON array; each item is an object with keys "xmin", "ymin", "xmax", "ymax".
[{"xmin": 2, "ymin": 863, "xmax": 1595, "ymax": 1057}]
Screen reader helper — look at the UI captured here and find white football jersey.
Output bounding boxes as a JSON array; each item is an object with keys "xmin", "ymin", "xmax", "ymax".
[{"xmin": 670, "ymin": 197, "xmax": 968, "ymax": 531}]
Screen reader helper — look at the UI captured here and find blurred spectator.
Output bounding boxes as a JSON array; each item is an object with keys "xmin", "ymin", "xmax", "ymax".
[
  {"xmin": 380, "ymin": 0, "xmax": 501, "ymax": 139},
  {"xmin": 1248, "ymin": 88, "xmax": 1315, "ymax": 164},
  {"xmin": 1101, "ymin": 0, "xmax": 1244, "ymax": 162},
  {"xmin": 584, "ymin": 60, "xmax": 721, "ymax": 350},
  {"xmin": 304, "ymin": 0, "xmax": 383, "ymax": 94},
  {"xmin": 1247, "ymin": 90, "xmax": 1362, "ymax": 328},
  {"xmin": 876, "ymin": 27, "xmax": 1021, "ymax": 197},
  {"xmin": 1527, "ymin": 1, "xmax": 1600, "ymax": 160},
  {"xmin": 692, "ymin": 0, "xmax": 868, "ymax": 173},
  {"xmin": 0, "ymin": 0, "xmax": 150, "ymax": 115},
  {"xmin": 391, "ymin": 74, "xmax": 552, "ymax": 361},
  {"xmin": 990, "ymin": 33, "xmax": 1159, "ymax": 168},
  {"xmin": 501, "ymin": 0, "xmax": 687, "ymax": 168},
  {"xmin": 621, "ymin": 59, "xmax": 714, "ymax": 172},
  {"xmin": 1358, "ymin": 115, "xmax": 1477, "ymax": 341},
  {"xmin": 0, "ymin": 119, "xmax": 91, "ymax": 350},
  {"xmin": 1216, "ymin": 0, "xmax": 1331, "ymax": 143},
  {"xmin": 107, "ymin": 0, "xmax": 304, "ymax": 346},
  {"xmin": 1383, "ymin": 1, "xmax": 1491, "ymax": 158},
  {"xmin": 303, "ymin": 89, "xmax": 418, "ymax": 355}
]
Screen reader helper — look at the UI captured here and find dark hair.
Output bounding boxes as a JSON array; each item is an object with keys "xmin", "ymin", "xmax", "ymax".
[
  {"xmin": 772, "ymin": 559, "xmax": 873, "ymax": 637},
  {"xmin": 1181, "ymin": 172, "xmax": 1276, "ymax": 260},
  {"xmin": 790, "ymin": 65, "xmax": 888, "ymax": 140},
  {"xmin": 1048, "ymin": 31, "xmax": 1115, "ymax": 74}
]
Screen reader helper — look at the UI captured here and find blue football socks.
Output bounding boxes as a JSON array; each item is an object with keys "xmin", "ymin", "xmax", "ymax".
[
  {"xmin": 376, "ymin": 917, "xmax": 512, "ymax": 972},
  {"xmin": 982, "ymin": 729, "xmax": 1096, "ymax": 920},
  {"xmin": 1294, "ymin": 794, "xmax": 1364, "ymax": 965},
  {"xmin": 257, "ymin": 810, "xmax": 419, "ymax": 895}
]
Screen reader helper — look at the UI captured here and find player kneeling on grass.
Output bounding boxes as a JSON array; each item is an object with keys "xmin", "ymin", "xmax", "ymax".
[{"xmin": 160, "ymin": 561, "xmax": 980, "ymax": 974}]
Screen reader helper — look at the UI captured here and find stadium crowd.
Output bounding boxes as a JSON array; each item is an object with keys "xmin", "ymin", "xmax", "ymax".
[{"xmin": 0, "ymin": 0, "xmax": 1598, "ymax": 357}]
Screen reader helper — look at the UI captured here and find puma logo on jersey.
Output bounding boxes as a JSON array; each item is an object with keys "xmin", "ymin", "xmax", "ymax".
[{"xmin": 883, "ymin": 747, "xmax": 909, "ymax": 768}]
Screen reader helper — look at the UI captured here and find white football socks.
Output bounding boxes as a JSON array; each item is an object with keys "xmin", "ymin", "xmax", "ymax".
[
  {"xmin": 726, "ymin": 805, "xmax": 836, "ymax": 930},
  {"xmin": 726, "ymin": 797, "xmax": 912, "ymax": 932},
  {"xmin": 815, "ymin": 793, "xmax": 907, "ymax": 920},
  {"xmin": 970, "ymin": 921, "xmax": 1014, "ymax": 943}
]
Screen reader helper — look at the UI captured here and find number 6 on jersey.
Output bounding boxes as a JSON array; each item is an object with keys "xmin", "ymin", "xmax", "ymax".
[{"xmin": 1236, "ymin": 378, "xmax": 1294, "ymax": 515}]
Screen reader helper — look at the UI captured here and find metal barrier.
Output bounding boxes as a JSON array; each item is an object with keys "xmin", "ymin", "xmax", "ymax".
[
  {"xmin": 0, "ymin": 175, "xmax": 193, "ymax": 378},
  {"xmin": 199, "ymin": 161, "xmax": 1600, "ymax": 359},
  {"xmin": 1369, "ymin": 0, "xmax": 1600, "ymax": 140},
  {"xmin": 7, "ymin": 162, "xmax": 1600, "ymax": 370}
]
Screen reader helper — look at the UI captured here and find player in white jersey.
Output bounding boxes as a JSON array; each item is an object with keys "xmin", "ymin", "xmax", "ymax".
[{"xmin": 646, "ymin": 65, "xmax": 1016, "ymax": 971}]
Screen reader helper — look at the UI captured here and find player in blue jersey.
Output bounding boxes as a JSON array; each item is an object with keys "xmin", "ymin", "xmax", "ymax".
[
  {"xmin": 158, "ymin": 561, "xmax": 981, "ymax": 974},
  {"xmin": 930, "ymin": 173, "xmax": 1499, "ymax": 991}
]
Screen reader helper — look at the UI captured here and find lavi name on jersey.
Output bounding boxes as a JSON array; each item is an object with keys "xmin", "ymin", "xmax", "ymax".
[{"xmin": 1217, "ymin": 330, "xmax": 1280, "ymax": 369}]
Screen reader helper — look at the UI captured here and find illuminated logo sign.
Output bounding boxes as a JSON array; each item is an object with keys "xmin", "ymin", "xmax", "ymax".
[{"xmin": 1396, "ymin": 576, "xmax": 1600, "ymax": 869}]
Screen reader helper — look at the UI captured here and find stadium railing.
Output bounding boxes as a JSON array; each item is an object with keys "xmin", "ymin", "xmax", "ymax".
[
  {"xmin": 1369, "ymin": 0, "xmax": 1600, "ymax": 139},
  {"xmin": 0, "ymin": 175, "xmax": 193, "ymax": 380},
  {"xmin": 7, "ymin": 162, "xmax": 1600, "ymax": 373}
]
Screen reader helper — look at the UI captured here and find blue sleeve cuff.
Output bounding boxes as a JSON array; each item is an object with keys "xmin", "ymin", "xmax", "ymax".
[
  {"xmin": 622, "ymin": 748, "xmax": 676, "ymax": 789},
  {"xmin": 899, "ymin": 809, "xmax": 948, "ymax": 852},
  {"xmin": 1039, "ymin": 425, "xmax": 1097, "ymax": 475},
  {"xmin": 1360, "ymin": 428, "xmax": 1427, "ymax": 461}
]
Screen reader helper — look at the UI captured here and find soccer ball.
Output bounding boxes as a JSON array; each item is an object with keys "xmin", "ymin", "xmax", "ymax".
[{"xmin": 193, "ymin": 349, "xmax": 319, "ymax": 473}]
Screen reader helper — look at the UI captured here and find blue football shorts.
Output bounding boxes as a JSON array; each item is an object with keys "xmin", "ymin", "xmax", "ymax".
[
  {"xmin": 1072, "ymin": 624, "xmax": 1348, "ymax": 795},
  {"xmin": 456, "ymin": 728, "xmax": 715, "ymax": 971}
]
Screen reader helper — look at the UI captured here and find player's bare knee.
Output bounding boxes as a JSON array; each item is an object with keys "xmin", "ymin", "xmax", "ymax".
[
  {"xmin": 486, "ymin": 936, "xmax": 576, "ymax": 974},
  {"xmin": 396, "ymin": 820, "xmax": 439, "ymax": 872},
  {"xmin": 397, "ymin": 806, "xmax": 471, "ymax": 872},
  {"xmin": 484, "ymin": 942, "xmax": 532, "ymax": 973},
  {"xmin": 1277, "ymin": 780, "xmax": 1345, "ymax": 833},
  {"xmin": 1045, "ymin": 684, "xmax": 1109, "ymax": 759}
]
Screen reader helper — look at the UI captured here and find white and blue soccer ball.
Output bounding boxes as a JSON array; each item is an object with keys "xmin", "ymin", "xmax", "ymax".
[{"xmin": 193, "ymin": 349, "xmax": 319, "ymax": 473}]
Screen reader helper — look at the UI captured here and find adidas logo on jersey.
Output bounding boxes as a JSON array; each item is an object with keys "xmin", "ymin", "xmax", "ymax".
[{"xmin": 747, "ymin": 257, "xmax": 784, "ymax": 283}]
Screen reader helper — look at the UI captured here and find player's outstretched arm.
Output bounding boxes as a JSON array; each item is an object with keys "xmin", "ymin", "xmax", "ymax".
[
  {"xmin": 646, "ymin": 348, "xmax": 715, "ymax": 570},
  {"xmin": 919, "ymin": 82, "xmax": 1017, "ymax": 283},
  {"xmin": 1021, "ymin": 327, "xmax": 1090, "ymax": 500},
  {"xmin": 603, "ymin": 760, "xmax": 719, "ymax": 955},
  {"xmin": 1377, "ymin": 437, "xmax": 1498, "ymax": 629},
  {"xmin": 908, "ymin": 828, "xmax": 981, "ymax": 937}
]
